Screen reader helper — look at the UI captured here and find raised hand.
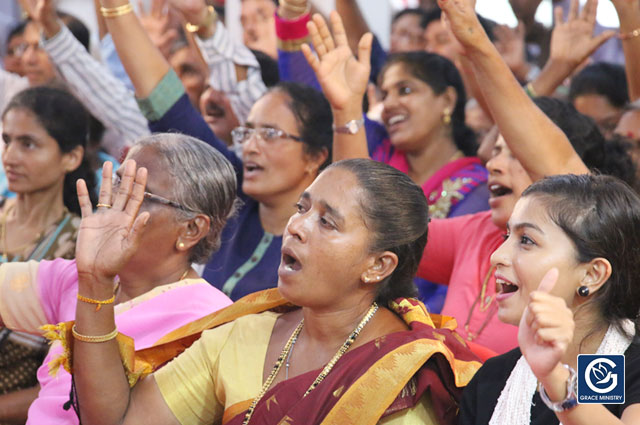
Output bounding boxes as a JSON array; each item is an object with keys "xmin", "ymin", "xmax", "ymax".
[
  {"xmin": 75, "ymin": 160, "xmax": 150, "ymax": 284},
  {"xmin": 138, "ymin": 0, "xmax": 179, "ymax": 59},
  {"xmin": 301, "ymin": 11, "xmax": 372, "ymax": 112},
  {"xmin": 20, "ymin": 0, "xmax": 60, "ymax": 38},
  {"xmin": 437, "ymin": 0, "xmax": 487, "ymax": 52},
  {"xmin": 549, "ymin": 0, "xmax": 615, "ymax": 69},
  {"xmin": 518, "ymin": 268, "xmax": 575, "ymax": 380}
]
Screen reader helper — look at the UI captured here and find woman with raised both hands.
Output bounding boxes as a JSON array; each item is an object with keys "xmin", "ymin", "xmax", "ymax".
[
  {"xmin": 460, "ymin": 174, "xmax": 640, "ymax": 424},
  {"xmin": 0, "ymin": 133, "xmax": 236, "ymax": 424},
  {"xmin": 69, "ymin": 155, "xmax": 482, "ymax": 425}
]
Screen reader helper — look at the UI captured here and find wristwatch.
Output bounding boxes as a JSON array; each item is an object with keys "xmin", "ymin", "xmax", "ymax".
[
  {"xmin": 332, "ymin": 118, "xmax": 365, "ymax": 135},
  {"xmin": 538, "ymin": 364, "xmax": 578, "ymax": 412}
]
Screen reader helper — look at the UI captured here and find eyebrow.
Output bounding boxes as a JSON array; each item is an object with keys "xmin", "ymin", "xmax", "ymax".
[
  {"xmin": 381, "ymin": 79, "xmax": 413, "ymax": 91},
  {"xmin": 300, "ymin": 192, "xmax": 345, "ymax": 225},
  {"xmin": 245, "ymin": 121, "xmax": 280, "ymax": 129},
  {"xmin": 509, "ymin": 222, "xmax": 545, "ymax": 234}
]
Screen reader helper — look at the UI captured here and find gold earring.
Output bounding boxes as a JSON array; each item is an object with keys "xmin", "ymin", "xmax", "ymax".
[
  {"xmin": 442, "ymin": 107, "xmax": 452, "ymax": 125},
  {"xmin": 177, "ymin": 242, "xmax": 185, "ymax": 250},
  {"xmin": 363, "ymin": 276, "xmax": 370, "ymax": 283}
]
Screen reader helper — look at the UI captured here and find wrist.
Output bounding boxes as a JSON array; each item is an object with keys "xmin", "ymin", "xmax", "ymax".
[
  {"xmin": 278, "ymin": 2, "xmax": 309, "ymax": 20},
  {"xmin": 42, "ymin": 18, "xmax": 62, "ymax": 39},
  {"xmin": 538, "ymin": 363, "xmax": 571, "ymax": 402},
  {"xmin": 77, "ymin": 272, "xmax": 118, "ymax": 298}
]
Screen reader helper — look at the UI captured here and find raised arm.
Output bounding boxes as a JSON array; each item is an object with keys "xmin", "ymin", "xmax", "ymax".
[
  {"xmin": 302, "ymin": 12, "xmax": 372, "ymax": 161},
  {"xmin": 73, "ymin": 161, "xmax": 179, "ymax": 425},
  {"xmin": 439, "ymin": 0, "xmax": 588, "ymax": 180},
  {"xmin": 529, "ymin": 0, "xmax": 615, "ymax": 97},
  {"xmin": 611, "ymin": 0, "xmax": 640, "ymax": 102},
  {"xmin": 335, "ymin": 0, "xmax": 370, "ymax": 54},
  {"xmin": 32, "ymin": 0, "xmax": 150, "ymax": 157}
]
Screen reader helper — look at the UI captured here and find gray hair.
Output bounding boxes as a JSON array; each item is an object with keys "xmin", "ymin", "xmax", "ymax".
[{"xmin": 136, "ymin": 133, "xmax": 238, "ymax": 263}]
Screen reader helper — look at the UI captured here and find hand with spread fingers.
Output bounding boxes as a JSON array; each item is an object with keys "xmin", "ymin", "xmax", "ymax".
[
  {"xmin": 549, "ymin": 0, "xmax": 615, "ymax": 70},
  {"xmin": 518, "ymin": 268, "xmax": 575, "ymax": 381},
  {"xmin": 75, "ymin": 160, "xmax": 150, "ymax": 283},
  {"xmin": 301, "ymin": 11, "xmax": 372, "ymax": 113}
]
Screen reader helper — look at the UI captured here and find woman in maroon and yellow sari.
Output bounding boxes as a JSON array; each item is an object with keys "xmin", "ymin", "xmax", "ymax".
[{"xmin": 62, "ymin": 150, "xmax": 481, "ymax": 425}]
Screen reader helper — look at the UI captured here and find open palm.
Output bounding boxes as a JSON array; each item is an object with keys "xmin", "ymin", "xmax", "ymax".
[
  {"xmin": 302, "ymin": 12, "xmax": 372, "ymax": 112},
  {"xmin": 75, "ymin": 160, "xmax": 150, "ymax": 283}
]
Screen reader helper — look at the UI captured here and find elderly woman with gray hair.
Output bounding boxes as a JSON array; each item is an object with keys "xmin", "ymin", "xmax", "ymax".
[{"xmin": 0, "ymin": 133, "xmax": 237, "ymax": 425}]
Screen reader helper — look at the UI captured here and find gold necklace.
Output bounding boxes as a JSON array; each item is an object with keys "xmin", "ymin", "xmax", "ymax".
[
  {"xmin": 243, "ymin": 302, "xmax": 379, "ymax": 425},
  {"xmin": 0, "ymin": 202, "xmax": 64, "ymax": 262},
  {"xmin": 464, "ymin": 266, "xmax": 496, "ymax": 341}
]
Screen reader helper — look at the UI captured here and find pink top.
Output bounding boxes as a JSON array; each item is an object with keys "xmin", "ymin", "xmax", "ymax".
[
  {"xmin": 5, "ymin": 258, "xmax": 233, "ymax": 425},
  {"xmin": 418, "ymin": 211, "xmax": 518, "ymax": 354}
]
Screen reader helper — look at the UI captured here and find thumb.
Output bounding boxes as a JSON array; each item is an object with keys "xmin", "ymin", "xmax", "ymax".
[{"xmin": 537, "ymin": 268, "xmax": 559, "ymax": 293}]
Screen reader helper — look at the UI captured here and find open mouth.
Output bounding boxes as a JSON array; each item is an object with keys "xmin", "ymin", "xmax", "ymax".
[
  {"xmin": 244, "ymin": 162, "xmax": 263, "ymax": 173},
  {"xmin": 387, "ymin": 114, "xmax": 407, "ymax": 126},
  {"xmin": 489, "ymin": 184, "xmax": 513, "ymax": 198},
  {"xmin": 496, "ymin": 278, "xmax": 518, "ymax": 294},
  {"xmin": 282, "ymin": 252, "xmax": 302, "ymax": 272}
]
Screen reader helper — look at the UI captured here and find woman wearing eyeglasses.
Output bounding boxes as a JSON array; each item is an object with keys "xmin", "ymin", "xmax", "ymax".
[
  {"xmin": 0, "ymin": 133, "xmax": 236, "ymax": 424},
  {"xmin": 96, "ymin": 0, "xmax": 331, "ymax": 300}
]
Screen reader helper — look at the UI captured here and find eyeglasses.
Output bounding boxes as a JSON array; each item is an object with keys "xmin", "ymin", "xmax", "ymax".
[
  {"xmin": 231, "ymin": 126, "xmax": 303, "ymax": 147},
  {"xmin": 111, "ymin": 171, "xmax": 198, "ymax": 213}
]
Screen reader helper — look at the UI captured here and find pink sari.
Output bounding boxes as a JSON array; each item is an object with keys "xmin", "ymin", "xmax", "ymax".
[{"xmin": 0, "ymin": 258, "xmax": 232, "ymax": 425}]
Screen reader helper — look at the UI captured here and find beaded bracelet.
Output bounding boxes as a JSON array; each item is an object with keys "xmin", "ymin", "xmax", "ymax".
[
  {"xmin": 72, "ymin": 324, "xmax": 119, "ymax": 343},
  {"xmin": 77, "ymin": 293, "xmax": 115, "ymax": 312}
]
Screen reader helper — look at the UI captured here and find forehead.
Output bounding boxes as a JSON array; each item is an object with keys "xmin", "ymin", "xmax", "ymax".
[
  {"xmin": 241, "ymin": 0, "xmax": 275, "ymax": 14},
  {"xmin": 381, "ymin": 63, "xmax": 421, "ymax": 89},
  {"xmin": 392, "ymin": 14, "xmax": 421, "ymax": 31},
  {"xmin": 23, "ymin": 23, "xmax": 40, "ymax": 42},
  {"xmin": 307, "ymin": 167, "xmax": 366, "ymax": 223},
  {"xmin": 247, "ymin": 91, "xmax": 297, "ymax": 128},
  {"xmin": 510, "ymin": 196, "xmax": 551, "ymax": 227},
  {"xmin": 123, "ymin": 145, "xmax": 172, "ymax": 192}
]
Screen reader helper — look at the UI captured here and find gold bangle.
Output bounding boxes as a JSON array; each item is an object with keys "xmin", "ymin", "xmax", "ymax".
[
  {"xmin": 185, "ymin": 6, "xmax": 217, "ymax": 33},
  {"xmin": 77, "ymin": 293, "xmax": 116, "ymax": 312},
  {"xmin": 100, "ymin": 3, "xmax": 133, "ymax": 18},
  {"xmin": 72, "ymin": 324, "xmax": 118, "ymax": 343},
  {"xmin": 620, "ymin": 28, "xmax": 640, "ymax": 41}
]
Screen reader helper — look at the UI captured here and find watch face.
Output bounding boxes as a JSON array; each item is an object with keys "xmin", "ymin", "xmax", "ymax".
[{"xmin": 347, "ymin": 121, "xmax": 359, "ymax": 134}]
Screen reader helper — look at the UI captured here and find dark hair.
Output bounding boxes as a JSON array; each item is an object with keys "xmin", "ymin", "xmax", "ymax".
[
  {"xmin": 251, "ymin": 49, "xmax": 280, "ymax": 87},
  {"xmin": 534, "ymin": 97, "xmax": 637, "ymax": 187},
  {"xmin": 57, "ymin": 12, "xmax": 90, "ymax": 52},
  {"xmin": 522, "ymin": 174, "xmax": 640, "ymax": 338},
  {"xmin": 421, "ymin": 8, "xmax": 495, "ymax": 41},
  {"xmin": 7, "ymin": 20, "xmax": 28, "ymax": 44},
  {"xmin": 329, "ymin": 159, "xmax": 429, "ymax": 306},
  {"xmin": 268, "ymin": 82, "xmax": 332, "ymax": 169},
  {"xmin": 380, "ymin": 51, "xmax": 477, "ymax": 156},
  {"xmin": 2, "ymin": 86, "xmax": 97, "ymax": 214},
  {"xmin": 569, "ymin": 62, "xmax": 629, "ymax": 109},
  {"xmin": 392, "ymin": 8, "xmax": 429, "ymax": 28}
]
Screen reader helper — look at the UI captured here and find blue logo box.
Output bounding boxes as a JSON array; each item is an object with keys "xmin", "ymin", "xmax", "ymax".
[{"xmin": 577, "ymin": 354, "xmax": 625, "ymax": 404}]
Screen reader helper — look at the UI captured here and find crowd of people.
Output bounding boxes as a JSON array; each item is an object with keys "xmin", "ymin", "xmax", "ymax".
[{"xmin": 0, "ymin": 0, "xmax": 639, "ymax": 423}]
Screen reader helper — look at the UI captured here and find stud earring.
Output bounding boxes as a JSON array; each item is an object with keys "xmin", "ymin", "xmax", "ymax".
[
  {"xmin": 577, "ymin": 286, "xmax": 590, "ymax": 297},
  {"xmin": 363, "ymin": 276, "xmax": 370, "ymax": 283},
  {"xmin": 177, "ymin": 242, "xmax": 185, "ymax": 250}
]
